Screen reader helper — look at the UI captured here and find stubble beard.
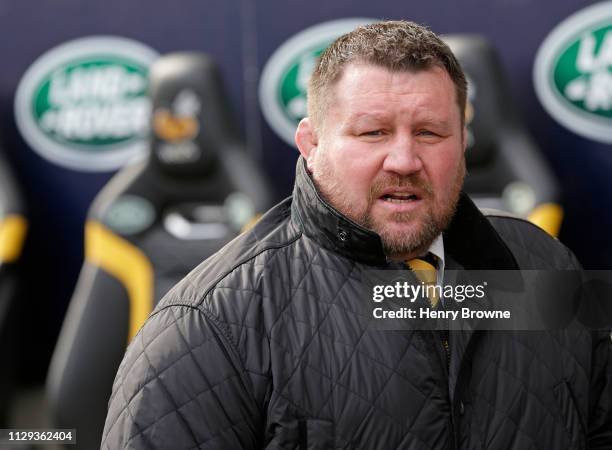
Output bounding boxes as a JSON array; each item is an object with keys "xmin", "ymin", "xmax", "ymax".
[{"xmin": 311, "ymin": 152, "xmax": 465, "ymax": 259}]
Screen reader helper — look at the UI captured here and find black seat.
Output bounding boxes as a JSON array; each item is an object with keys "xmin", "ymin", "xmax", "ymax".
[
  {"xmin": 0, "ymin": 151, "xmax": 27, "ymax": 426},
  {"xmin": 444, "ymin": 34, "xmax": 563, "ymax": 236},
  {"xmin": 46, "ymin": 53, "xmax": 274, "ymax": 450}
]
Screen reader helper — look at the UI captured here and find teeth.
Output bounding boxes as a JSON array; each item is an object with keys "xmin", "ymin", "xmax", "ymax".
[
  {"xmin": 383, "ymin": 192, "xmax": 418, "ymax": 203},
  {"xmin": 383, "ymin": 195, "xmax": 416, "ymax": 203},
  {"xmin": 390, "ymin": 193, "xmax": 412, "ymax": 198}
]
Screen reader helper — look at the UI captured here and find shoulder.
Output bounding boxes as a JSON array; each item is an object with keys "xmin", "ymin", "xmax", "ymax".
[
  {"xmin": 156, "ymin": 197, "xmax": 303, "ymax": 310},
  {"xmin": 480, "ymin": 208, "xmax": 579, "ymax": 270}
]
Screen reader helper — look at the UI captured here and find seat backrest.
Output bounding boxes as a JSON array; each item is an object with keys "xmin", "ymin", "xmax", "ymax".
[
  {"xmin": 0, "ymin": 151, "xmax": 27, "ymax": 425},
  {"xmin": 444, "ymin": 34, "xmax": 563, "ymax": 236},
  {"xmin": 0, "ymin": 153, "xmax": 27, "ymax": 269},
  {"xmin": 46, "ymin": 53, "xmax": 274, "ymax": 450}
]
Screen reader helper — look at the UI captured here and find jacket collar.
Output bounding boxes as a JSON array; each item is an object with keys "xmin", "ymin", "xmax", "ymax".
[{"xmin": 291, "ymin": 156, "xmax": 518, "ymax": 270}]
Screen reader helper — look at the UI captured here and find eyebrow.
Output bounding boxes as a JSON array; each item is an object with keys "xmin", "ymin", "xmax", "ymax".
[
  {"xmin": 410, "ymin": 111, "xmax": 455, "ymax": 127},
  {"xmin": 345, "ymin": 113, "xmax": 453, "ymax": 130},
  {"xmin": 416, "ymin": 118, "xmax": 452, "ymax": 128},
  {"xmin": 345, "ymin": 112, "xmax": 392, "ymax": 123}
]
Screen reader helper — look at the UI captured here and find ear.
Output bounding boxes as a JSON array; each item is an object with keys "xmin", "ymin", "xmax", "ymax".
[{"xmin": 295, "ymin": 118, "xmax": 319, "ymax": 171}]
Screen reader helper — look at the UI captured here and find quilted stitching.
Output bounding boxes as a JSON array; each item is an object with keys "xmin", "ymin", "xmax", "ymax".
[{"xmin": 101, "ymin": 204, "xmax": 612, "ymax": 449}]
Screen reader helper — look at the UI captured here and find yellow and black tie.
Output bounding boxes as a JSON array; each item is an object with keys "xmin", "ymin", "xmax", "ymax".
[{"xmin": 406, "ymin": 253, "xmax": 439, "ymax": 308}]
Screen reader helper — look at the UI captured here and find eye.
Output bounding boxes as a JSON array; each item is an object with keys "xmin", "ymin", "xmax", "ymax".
[
  {"xmin": 361, "ymin": 130, "xmax": 384, "ymax": 137},
  {"xmin": 417, "ymin": 129, "xmax": 437, "ymax": 137}
]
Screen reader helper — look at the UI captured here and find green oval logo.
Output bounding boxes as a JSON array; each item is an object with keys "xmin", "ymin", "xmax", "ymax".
[
  {"xmin": 15, "ymin": 36, "xmax": 159, "ymax": 171},
  {"xmin": 278, "ymin": 51, "xmax": 321, "ymax": 125},
  {"xmin": 534, "ymin": 2, "xmax": 612, "ymax": 143},
  {"xmin": 103, "ymin": 194, "xmax": 156, "ymax": 235},
  {"xmin": 259, "ymin": 18, "xmax": 375, "ymax": 146},
  {"xmin": 553, "ymin": 23, "xmax": 612, "ymax": 119}
]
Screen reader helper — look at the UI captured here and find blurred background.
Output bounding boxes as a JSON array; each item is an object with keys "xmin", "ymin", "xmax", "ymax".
[{"xmin": 0, "ymin": 0, "xmax": 611, "ymax": 448}]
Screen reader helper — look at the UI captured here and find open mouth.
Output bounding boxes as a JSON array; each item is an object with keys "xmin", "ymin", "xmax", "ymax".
[{"xmin": 381, "ymin": 193, "xmax": 420, "ymax": 203}]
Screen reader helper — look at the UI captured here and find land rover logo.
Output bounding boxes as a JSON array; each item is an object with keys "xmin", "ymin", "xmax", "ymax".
[
  {"xmin": 534, "ymin": 1, "xmax": 612, "ymax": 143},
  {"xmin": 103, "ymin": 195, "xmax": 156, "ymax": 235},
  {"xmin": 15, "ymin": 36, "xmax": 159, "ymax": 171},
  {"xmin": 259, "ymin": 18, "xmax": 375, "ymax": 146}
]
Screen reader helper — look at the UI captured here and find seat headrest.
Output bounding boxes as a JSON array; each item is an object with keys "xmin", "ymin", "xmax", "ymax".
[
  {"xmin": 443, "ymin": 35, "xmax": 522, "ymax": 168},
  {"xmin": 147, "ymin": 52, "xmax": 240, "ymax": 178},
  {"xmin": 0, "ymin": 153, "xmax": 24, "ymax": 216}
]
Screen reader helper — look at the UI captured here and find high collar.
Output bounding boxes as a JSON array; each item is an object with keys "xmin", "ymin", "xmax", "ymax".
[{"xmin": 291, "ymin": 156, "xmax": 518, "ymax": 270}]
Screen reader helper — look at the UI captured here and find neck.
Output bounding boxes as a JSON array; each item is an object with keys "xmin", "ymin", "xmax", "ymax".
[{"xmin": 386, "ymin": 243, "xmax": 431, "ymax": 262}]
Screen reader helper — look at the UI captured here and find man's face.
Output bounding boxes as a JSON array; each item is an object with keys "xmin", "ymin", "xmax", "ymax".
[{"xmin": 298, "ymin": 63, "xmax": 466, "ymax": 260}]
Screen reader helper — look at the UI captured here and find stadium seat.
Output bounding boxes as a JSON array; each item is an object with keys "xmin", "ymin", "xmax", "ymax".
[
  {"xmin": 0, "ymin": 151, "xmax": 27, "ymax": 426},
  {"xmin": 46, "ymin": 53, "xmax": 274, "ymax": 450},
  {"xmin": 444, "ymin": 34, "xmax": 563, "ymax": 236}
]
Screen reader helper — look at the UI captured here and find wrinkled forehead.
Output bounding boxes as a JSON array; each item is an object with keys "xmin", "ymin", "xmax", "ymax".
[{"xmin": 327, "ymin": 63, "xmax": 461, "ymax": 121}]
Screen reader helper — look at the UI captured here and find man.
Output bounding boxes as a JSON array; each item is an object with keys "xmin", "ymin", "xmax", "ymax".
[{"xmin": 102, "ymin": 21, "xmax": 612, "ymax": 449}]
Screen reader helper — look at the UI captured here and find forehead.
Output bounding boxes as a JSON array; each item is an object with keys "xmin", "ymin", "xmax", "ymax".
[{"xmin": 329, "ymin": 63, "xmax": 459, "ymax": 122}]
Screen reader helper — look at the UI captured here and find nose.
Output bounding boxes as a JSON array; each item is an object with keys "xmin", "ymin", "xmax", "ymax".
[{"xmin": 382, "ymin": 133, "xmax": 424, "ymax": 176}]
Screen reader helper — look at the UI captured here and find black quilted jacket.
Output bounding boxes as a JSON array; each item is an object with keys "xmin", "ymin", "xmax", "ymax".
[{"xmin": 102, "ymin": 158, "xmax": 612, "ymax": 449}]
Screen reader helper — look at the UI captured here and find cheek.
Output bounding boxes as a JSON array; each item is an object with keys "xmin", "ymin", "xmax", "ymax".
[
  {"xmin": 333, "ymin": 145, "xmax": 382, "ymax": 189},
  {"xmin": 338, "ymin": 163, "xmax": 370, "ymax": 196},
  {"xmin": 427, "ymin": 151, "xmax": 464, "ymax": 196}
]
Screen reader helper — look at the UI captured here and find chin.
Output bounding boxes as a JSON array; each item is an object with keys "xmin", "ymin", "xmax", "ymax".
[
  {"xmin": 376, "ymin": 222, "xmax": 423, "ymax": 242},
  {"xmin": 377, "ymin": 217, "xmax": 438, "ymax": 252}
]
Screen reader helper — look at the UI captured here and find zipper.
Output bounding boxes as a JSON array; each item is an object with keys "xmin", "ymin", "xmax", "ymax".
[
  {"xmin": 439, "ymin": 310, "xmax": 450, "ymax": 379},
  {"xmin": 438, "ymin": 319, "xmax": 455, "ymax": 449},
  {"xmin": 441, "ymin": 328, "xmax": 450, "ymax": 369},
  {"xmin": 442, "ymin": 326, "xmax": 457, "ymax": 450},
  {"xmin": 441, "ymin": 312, "xmax": 450, "ymax": 377},
  {"xmin": 406, "ymin": 264, "xmax": 456, "ymax": 448}
]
